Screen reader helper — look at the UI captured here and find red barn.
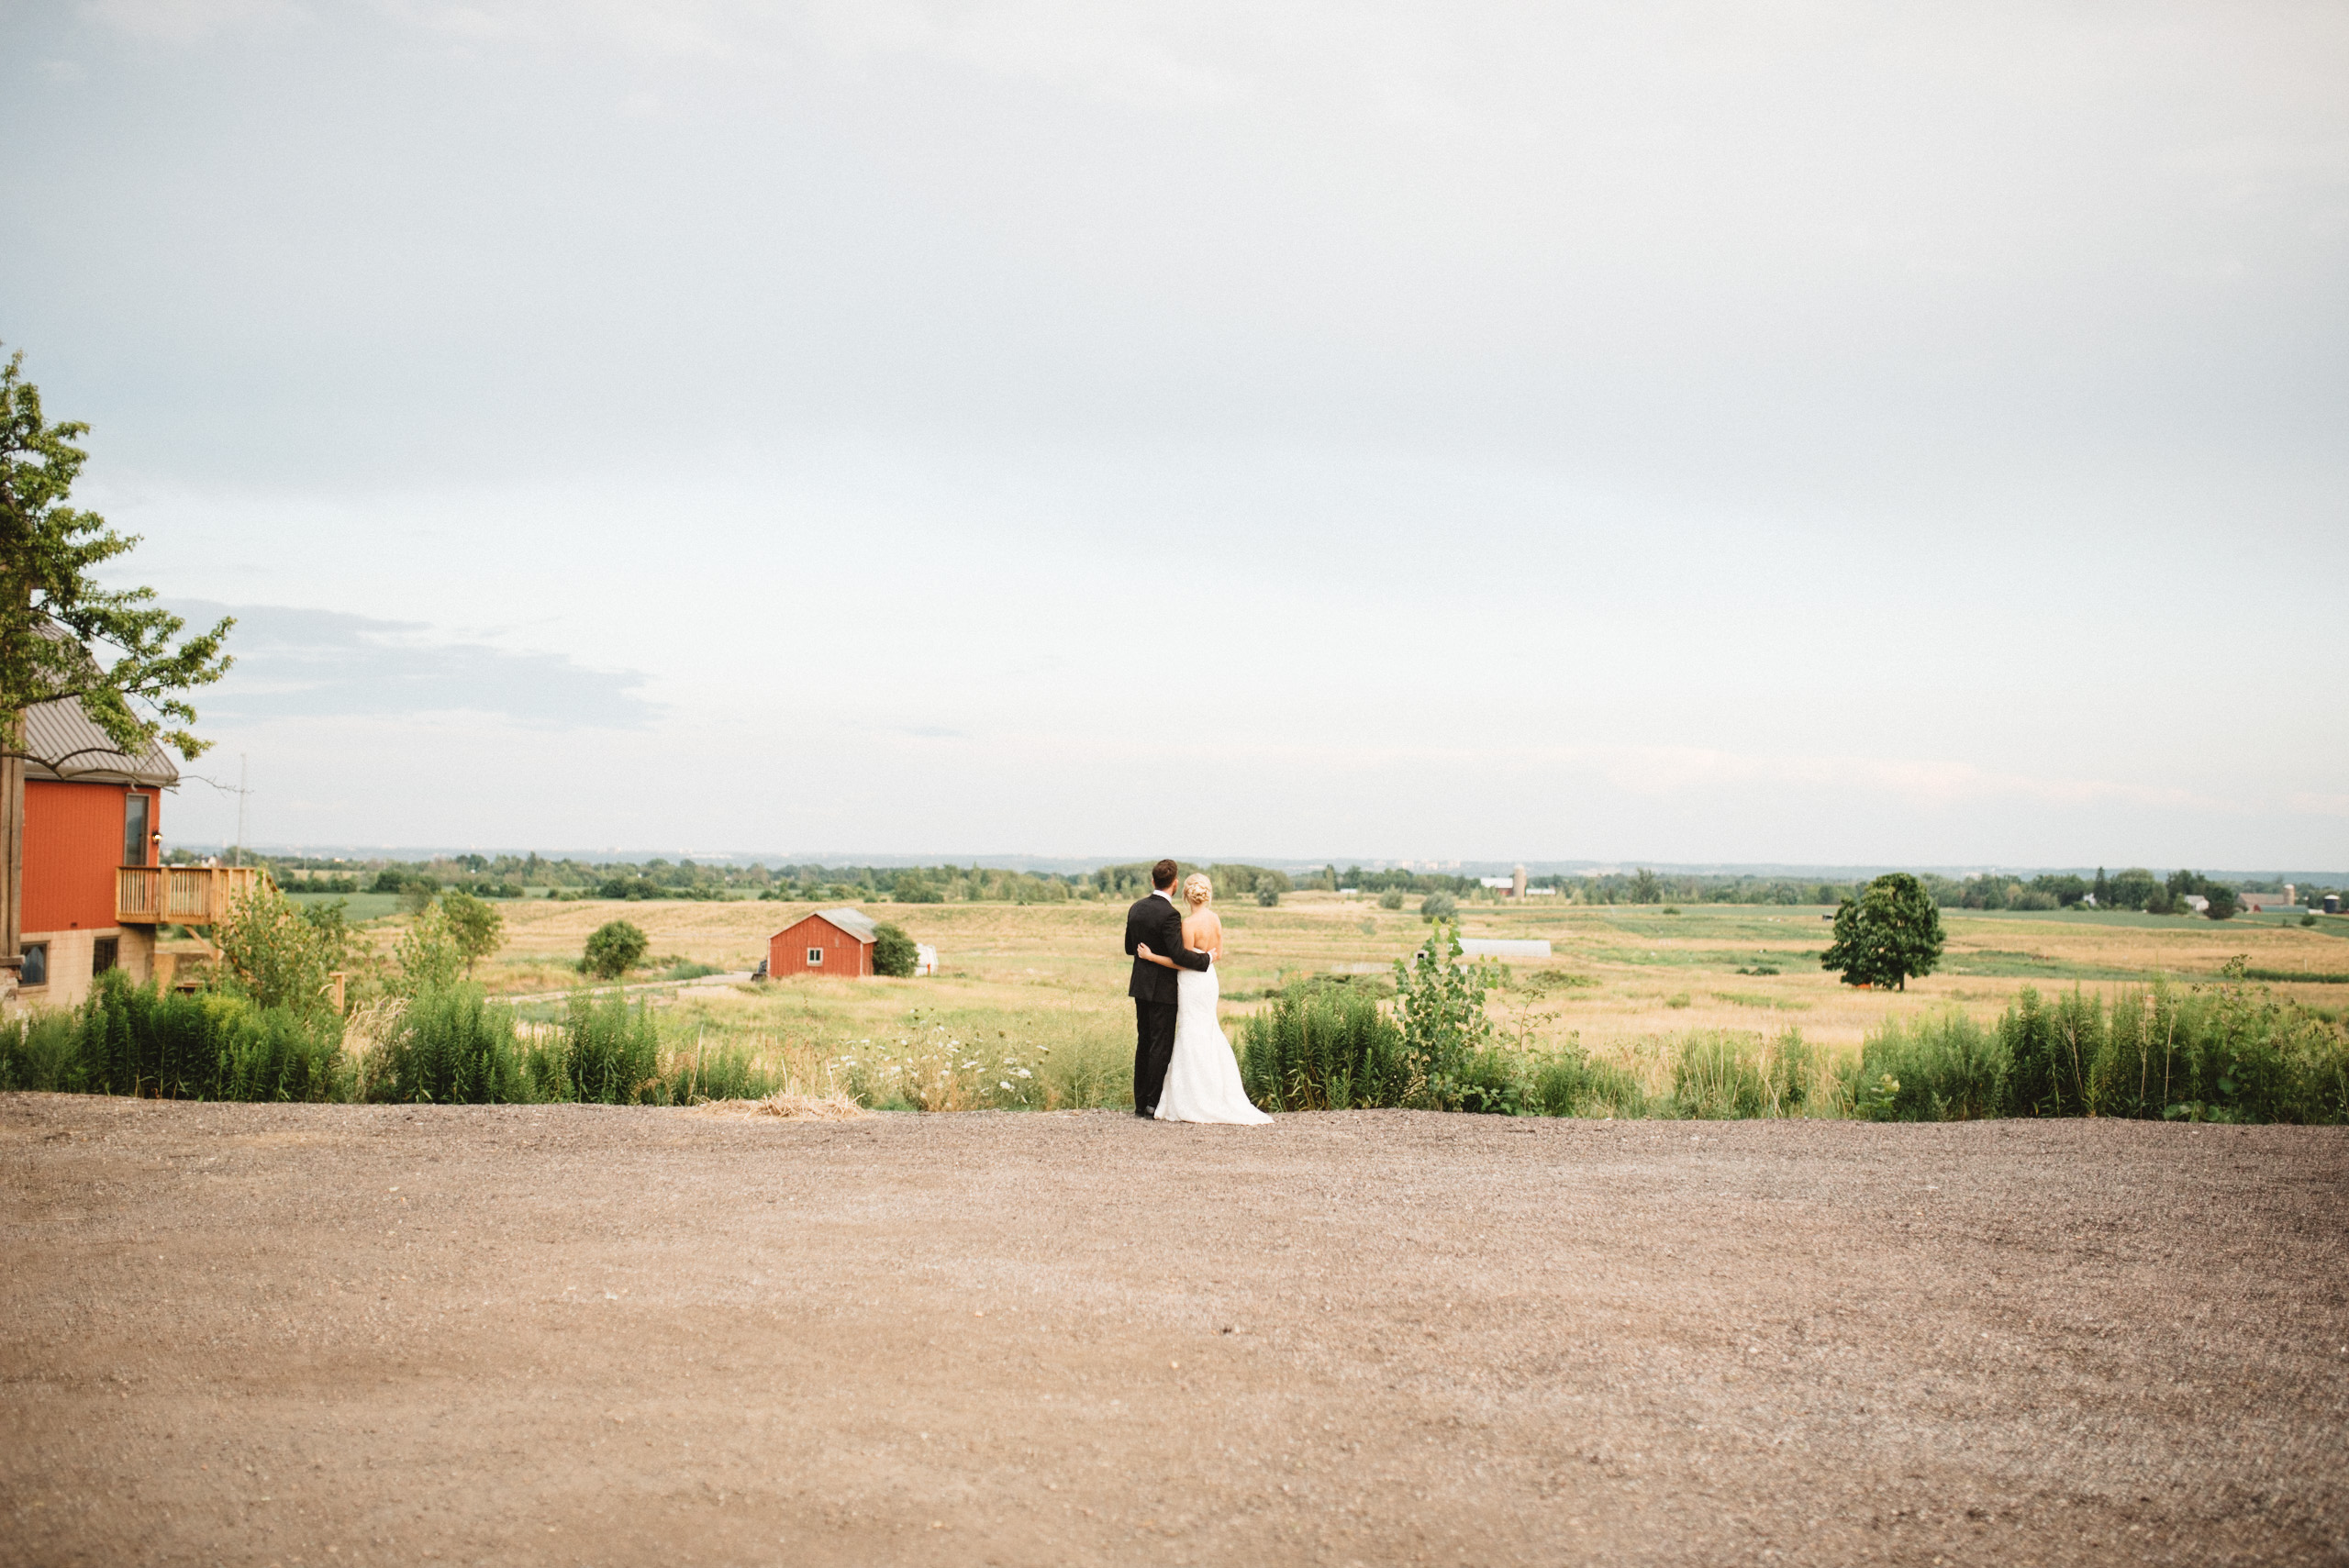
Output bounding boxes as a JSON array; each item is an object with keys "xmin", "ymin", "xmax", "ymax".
[{"xmin": 767, "ymin": 907, "xmax": 879, "ymax": 978}]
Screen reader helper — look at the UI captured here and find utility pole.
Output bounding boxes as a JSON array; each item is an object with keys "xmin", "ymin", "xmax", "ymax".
[{"xmin": 233, "ymin": 753, "xmax": 249, "ymax": 867}]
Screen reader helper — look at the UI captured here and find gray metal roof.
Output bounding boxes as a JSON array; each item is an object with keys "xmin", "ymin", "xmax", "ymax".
[
  {"xmin": 18, "ymin": 696, "xmax": 181, "ymax": 788},
  {"xmin": 812, "ymin": 906, "xmax": 880, "ymax": 942}
]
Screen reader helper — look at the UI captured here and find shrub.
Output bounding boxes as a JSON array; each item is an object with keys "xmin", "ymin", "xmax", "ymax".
[
  {"xmin": 1392, "ymin": 924, "xmax": 1501, "ymax": 1108},
  {"xmin": 1255, "ymin": 885, "xmax": 1280, "ymax": 907},
  {"xmin": 214, "ymin": 883, "xmax": 342, "ymax": 1018},
  {"xmin": 1675, "ymin": 1031, "xmax": 1768, "ymax": 1118},
  {"xmin": 440, "ymin": 890, "xmax": 505, "ymax": 976},
  {"xmin": 394, "ymin": 901, "xmax": 466, "ymax": 995},
  {"xmin": 1998, "ymin": 986, "xmax": 2097, "ymax": 1117},
  {"xmin": 1378, "ymin": 889, "xmax": 1404, "ymax": 910},
  {"xmin": 562, "ymin": 990, "xmax": 662, "ymax": 1104},
  {"xmin": 216, "ymin": 1003, "xmax": 345, "ymax": 1103},
  {"xmin": 1447, "ymin": 1046, "xmax": 1526, "ymax": 1115},
  {"xmin": 3, "ymin": 973, "xmax": 346, "ymax": 1102},
  {"xmin": 1988, "ymin": 970, "xmax": 2347, "ymax": 1124},
  {"xmin": 0, "ymin": 1008, "xmax": 83, "ymax": 1093},
  {"xmin": 873, "ymin": 921, "xmax": 919, "ymax": 978},
  {"xmin": 1860, "ymin": 1010, "xmax": 2010, "ymax": 1120},
  {"xmin": 1419, "ymin": 891, "xmax": 1457, "ymax": 923},
  {"xmin": 1528, "ymin": 1043, "xmax": 1648, "ymax": 1118},
  {"xmin": 373, "ymin": 985, "xmax": 528, "ymax": 1104},
  {"xmin": 1240, "ymin": 981, "xmax": 1407, "ymax": 1110},
  {"xmin": 2157, "ymin": 962, "xmax": 2345, "ymax": 1122},
  {"xmin": 1766, "ymin": 1029, "xmax": 1822, "ymax": 1115},
  {"xmin": 582, "ymin": 920, "xmax": 650, "ymax": 980}
]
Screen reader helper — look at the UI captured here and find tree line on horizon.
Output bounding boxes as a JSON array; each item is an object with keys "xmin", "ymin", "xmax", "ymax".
[{"xmin": 221, "ymin": 849, "xmax": 2336, "ymax": 917}]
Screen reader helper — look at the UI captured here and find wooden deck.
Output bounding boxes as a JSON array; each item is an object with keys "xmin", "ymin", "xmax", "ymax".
[{"xmin": 116, "ymin": 865, "xmax": 267, "ymax": 927}]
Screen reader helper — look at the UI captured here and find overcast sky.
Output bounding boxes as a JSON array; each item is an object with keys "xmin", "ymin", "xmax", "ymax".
[{"xmin": 6, "ymin": 0, "xmax": 2343, "ymax": 868}]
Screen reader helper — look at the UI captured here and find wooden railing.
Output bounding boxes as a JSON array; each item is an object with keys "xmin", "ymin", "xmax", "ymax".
[{"xmin": 117, "ymin": 865, "xmax": 268, "ymax": 927}]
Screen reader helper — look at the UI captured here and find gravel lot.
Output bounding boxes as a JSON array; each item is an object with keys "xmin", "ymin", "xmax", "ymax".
[{"xmin": 3, "ymin": 1094, "xmax": 2343, "ymax": 1567}]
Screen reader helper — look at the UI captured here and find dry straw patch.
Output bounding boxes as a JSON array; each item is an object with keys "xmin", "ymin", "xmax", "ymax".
[{"xmin": 694, "ymin": 1090, "xmax": 865, "ymax": 1120}]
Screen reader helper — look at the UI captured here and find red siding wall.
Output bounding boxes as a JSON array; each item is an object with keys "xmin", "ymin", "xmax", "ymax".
[
  {"xmin": 768, "ymin": 914, "xmax": 874, "ymax": 978},
  {"xmin": 23, "ymin": 781, "xmax": 158, "ymax": 934}
]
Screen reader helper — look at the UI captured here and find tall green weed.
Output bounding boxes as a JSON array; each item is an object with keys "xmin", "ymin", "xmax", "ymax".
[
  {"xmin": 1240, "ymin": 981, "xmax": 1408, "ymax": 1110},
  {"xmin": 1858, "ymin": 1011, "xmax": 2009, "ymax": 1120},
  {"xmin": 0, "ymin": 1010, "xmax": 86, "ymax": 1093},
  {"xmin": 562, "ymin": 990, "xmax": 663, "ymax": 1105},
  {"xmin": 371, "ymin": 985, "xmax": 529, "ymax": 1104}
]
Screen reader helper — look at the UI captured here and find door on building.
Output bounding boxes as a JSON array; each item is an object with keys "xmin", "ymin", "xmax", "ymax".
[{"xmin": 123, "ymin": 793, "xmax": 150, "ymax": 867}]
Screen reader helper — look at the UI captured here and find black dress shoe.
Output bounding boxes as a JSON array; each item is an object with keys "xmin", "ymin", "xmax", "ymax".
[{"xmin": 1134, "ymin": 1108, "xmax": 1155, "ymax": 1118}]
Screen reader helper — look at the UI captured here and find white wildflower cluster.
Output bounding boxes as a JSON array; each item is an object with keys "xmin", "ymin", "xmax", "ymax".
[{"xmin": 828, "ymin": 1008, "xmax": 1054, "ymax": 1111}]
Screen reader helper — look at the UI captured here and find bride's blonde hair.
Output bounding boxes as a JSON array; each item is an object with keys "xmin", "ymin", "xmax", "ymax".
[{"xmin": 1182, "ymin": 873, "xmax": 1213, "ymax": 908}]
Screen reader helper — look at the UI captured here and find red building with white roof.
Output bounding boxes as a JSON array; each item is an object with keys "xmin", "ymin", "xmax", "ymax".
[{"xmin": 767, "ymin": 907, "xmax": 879, "ymax": 978}]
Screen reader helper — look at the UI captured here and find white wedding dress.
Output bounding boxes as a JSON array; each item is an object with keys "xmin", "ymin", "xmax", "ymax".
[{"xmin": 1155, "ymin": 960, "xmax": 1273, "ymax": 1125}]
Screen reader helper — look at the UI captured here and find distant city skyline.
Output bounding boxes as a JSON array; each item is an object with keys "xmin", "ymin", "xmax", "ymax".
[{"xmin": 7, "ymin": 2, "xmax": 2343, "ymax": 866}]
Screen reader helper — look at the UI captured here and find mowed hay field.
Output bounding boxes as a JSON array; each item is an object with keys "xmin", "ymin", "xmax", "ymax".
[{"xmin": 450, "ymin": 895, "xmax": 2349, "ymax": 1103}]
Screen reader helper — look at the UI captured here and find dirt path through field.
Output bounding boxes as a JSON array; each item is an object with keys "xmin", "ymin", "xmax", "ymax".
[{"xmin": 3, "ymin": 1097, "xmax": 2343, "ymax": 1567}]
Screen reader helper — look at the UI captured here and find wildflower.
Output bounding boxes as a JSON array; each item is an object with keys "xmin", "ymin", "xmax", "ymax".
[
  {"xmin": 999, "ymin": 1081, "xmax": 1013, "ymax": 1091},
  {"xmin": 1017, "ymin": 1068, "xmax": 1032, "ymax": 1078}
]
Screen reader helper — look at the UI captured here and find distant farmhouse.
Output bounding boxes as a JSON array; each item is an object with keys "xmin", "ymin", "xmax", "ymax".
[
  {"xmin": 767, "ymin": 906, "xmax": 879, "ymax": 978},
  {"xmin": 1476, "ymin": 866, "xmax": 1534, "ymax": 898},
  {"xmin": 2240, "ymin": 886, "xmax": 2298, "ymax": 913}
]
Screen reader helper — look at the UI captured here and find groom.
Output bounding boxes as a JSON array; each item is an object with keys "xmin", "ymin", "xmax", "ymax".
[{"xmin": 1125, "ymin": 859, "xmax": 1212, "ymax": 1118}]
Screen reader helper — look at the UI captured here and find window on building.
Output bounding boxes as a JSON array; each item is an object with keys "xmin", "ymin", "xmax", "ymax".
[
  {"xmin": 93, "ymin": 938, "xmax": 119, "ymax": 975},
  {"xmin": 123, "ymin": 793, "xmax": 151, "ymax": 867},
  {"xmin": 807, "ymin": 947, "xmax": 824, "ymax": 964},
  {"xmin": 19, "ymin": 942, "xmax": 48, "ymax": 987}
]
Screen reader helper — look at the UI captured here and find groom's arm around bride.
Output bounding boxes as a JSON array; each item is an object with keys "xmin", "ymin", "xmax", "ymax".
[{"xmin": 1125, "ymin": 859, "xmax": 1210, "ymax": 1118}]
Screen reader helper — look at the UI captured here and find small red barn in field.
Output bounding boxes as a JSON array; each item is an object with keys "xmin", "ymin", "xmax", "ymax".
[{"xmin": 768, "ymin": 907, "xmax": 879, "ymax": 978}]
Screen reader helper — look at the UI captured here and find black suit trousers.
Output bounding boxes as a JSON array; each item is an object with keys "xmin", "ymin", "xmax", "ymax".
[{"xmin": 1133, "ymin": 998, "xmax": 1179, "ymax": 1116}]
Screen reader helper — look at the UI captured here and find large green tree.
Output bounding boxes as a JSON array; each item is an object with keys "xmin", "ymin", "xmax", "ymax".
[
  {"xmin": 1820, "ymin": 872, "xmax": 1946, "ymax": 991},
  {"xmin": 1, "ymin": 348, "xmax": 234, "ymax": 972}
]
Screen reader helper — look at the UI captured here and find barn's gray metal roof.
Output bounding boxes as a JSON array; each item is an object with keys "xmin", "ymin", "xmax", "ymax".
[
  {"xmin": 18, "ymin": 696, "xmax": 180, "ymax": 788},
  {"xmin": 812, "ymin": 906, "xmax": 880, "ymax": 942}
]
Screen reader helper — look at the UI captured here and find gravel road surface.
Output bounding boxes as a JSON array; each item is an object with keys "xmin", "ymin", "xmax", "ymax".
[{"xmin": 3, "ymin": 1095, "xmax": 2343, "ymax": 1567}]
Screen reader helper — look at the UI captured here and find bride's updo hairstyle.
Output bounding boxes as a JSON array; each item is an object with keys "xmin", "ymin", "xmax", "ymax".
[{"xmin": 1183, "ymin": 873, "xmax": 1213, "ymax": 908}]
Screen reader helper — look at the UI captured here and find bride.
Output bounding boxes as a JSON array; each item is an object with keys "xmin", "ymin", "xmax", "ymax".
[{"xmin": 1136, "ymin": 873, "xmax": 1273, "ymax": 1125}]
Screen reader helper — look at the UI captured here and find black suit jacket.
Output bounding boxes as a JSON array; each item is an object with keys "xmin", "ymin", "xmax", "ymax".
[{"xmin": 1125, "ymin": 892, "xmax": 1209, "ymax": 1004}]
